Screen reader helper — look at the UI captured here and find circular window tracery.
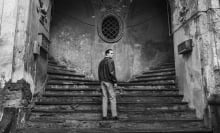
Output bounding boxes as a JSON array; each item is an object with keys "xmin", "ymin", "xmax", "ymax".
[{"xmin": 98, "ymin": 13, "xmax": 123, "ymax": 43}]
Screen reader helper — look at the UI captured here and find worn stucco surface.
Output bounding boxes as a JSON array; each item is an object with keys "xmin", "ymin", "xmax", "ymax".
[
  {"xmin": 171, "ymin": 0, "xmax": 220, "ymax": 118},
  {"xmin": 0, "ymin": 0, "xmax": 19, "ymax": 121},
  {"xmin": 0, "ymin": 0, "xmax": 18, "ymax": 85},
  {"xmin": 50, "ymin": 0, "xmax": 172, "ymax": 81}
]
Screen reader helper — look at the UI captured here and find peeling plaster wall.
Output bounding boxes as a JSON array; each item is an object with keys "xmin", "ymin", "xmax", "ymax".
[
  {"xmin": 24, "ymin": 0, "xmax": 52, "ymax": 95},
  {"xmin": 50, "ymin": 0, "xmax": 172, "ymax": 81},
  {"xmin": 0, "ymin": 0, "xmax": 19, "ymax": 121},
  {"xmin": 0, "ymin": 0, "xmax": 18, "ymax": 84},
  {"xmin": 171, "ymin": 0, "xmax": 219, "ymax": 118}
]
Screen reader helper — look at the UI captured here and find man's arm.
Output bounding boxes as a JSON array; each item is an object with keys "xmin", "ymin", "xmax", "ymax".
[{"xmin": 108, "ymin": 59, "xmax": 117, "ymax": 84}]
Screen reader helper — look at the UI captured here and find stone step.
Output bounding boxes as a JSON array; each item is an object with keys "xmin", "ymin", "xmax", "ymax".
[
  {"xmin": 143, "ymin": 68, "xmax": 175, "ymax": 74},
  {"xmin": 150, "ymin": 65, "xmax": 175, "ymax": 70},
  {"xmin": 47, "ymin": 80, "xmax": 176, "ymax": 86},
  {"xmin": 135, "ymin": 71, "xmax": 175, "ymax": 79},
  {"xmin": 130, "ymin": 76, "xmax": 175, "ymax": 83},
  {"xmin": 33, "ymin": 103, "xmax": 189, "ymax": 112},
  {"xmin": 129, "ymin": 79, "xmax": 175, "ymax": 84},
  {"xmin": 47, "ymin": 69, "xmax": 85, "ymax": 78},
  {"xmin": 48, "ymin": 60, "xmax": 57, "ymax": 65},
  {"xmin": 159, "ymin": 62, "xmax": 175, "ymax": 66},
  {"xmin": 29, "ymin": 110, "xmax": 197, "ymax": 121},
  {"xmin": 42, "ymin": 92, "xmax": 182, "ymax": 98},
  {"xmin": 18, "ymin": 127, "xmax": 213, "ymax": 133},
  {"xmin": 44, "ymin": 89, "xmax": 179, "ymax": 96},
  {"xmin": 25, "ymin": 120, "xmax": 206, "ymax": 130},
  {"xmin": 46, "ymin": 84, "xmax": 176, "ymax": 90},
  {"xmin": 48, "ymin": 66, "xmax": 76, "ymax": 73},
  {"xmin": 48, "ymin": 63, "xmax": 66, "ymax": 68},
  {"xmin": 35, "ymin": 101, "xmax": 187, "ymax": 106},
  {"xmin": 48, "ymin": 75, "xmax": 90, "ymax": 82},
  {"xmin": 38, "ymin": 95, "xmax": 183, "ymax": 103}
]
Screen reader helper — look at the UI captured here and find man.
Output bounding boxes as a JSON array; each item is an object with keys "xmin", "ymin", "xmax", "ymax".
[{"xmin": 98, "ymin": 49, "xmax": 118, "ymax": 120}]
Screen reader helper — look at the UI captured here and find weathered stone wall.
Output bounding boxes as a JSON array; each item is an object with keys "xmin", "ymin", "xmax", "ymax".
[
  {"xmin": 24, "ymin": 0, "xmax": 52, "ymax": 95},
  {"xmin": 50, "ymin": 0, "xmax": 172, "ymax": 81},
  {"xmin": 0, "ymin": 0, "xmax": 18, "ymax": 86},
  {"xmin": 170, "ymin": 0, "xmax": 220, "ymax": 118},
  {"xmin": 0, "ymin": 0, "xmax": 52, "ymax": 122},
  {"xmin": 0, "ymin": 0, "xmax": 19, "ymax": 122}
]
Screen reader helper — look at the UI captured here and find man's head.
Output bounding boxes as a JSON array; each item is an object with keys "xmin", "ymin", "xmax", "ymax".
[{"xmin": 105, "ymin": 49, "xmax": 114, "ymax": 58}]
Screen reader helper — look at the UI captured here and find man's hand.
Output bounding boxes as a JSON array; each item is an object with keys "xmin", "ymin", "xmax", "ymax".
[{"xmin": 114, "ymin": 83, "xmax": 117, "ymax": 88}]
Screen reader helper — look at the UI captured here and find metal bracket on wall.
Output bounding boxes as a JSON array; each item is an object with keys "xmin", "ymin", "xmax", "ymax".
[
  {"xmin": 178, "ymin": 39, "xmax": 193, "ymax": 55},
  {"xmin": 37, "ymin": 33, "xmax": 50, "ymax": 53}
]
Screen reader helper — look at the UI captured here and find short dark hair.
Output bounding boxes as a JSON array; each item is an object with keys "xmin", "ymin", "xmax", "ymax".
[{"xmin": 105, "ymin": 49, "xmax": 113, "ymax": 55}]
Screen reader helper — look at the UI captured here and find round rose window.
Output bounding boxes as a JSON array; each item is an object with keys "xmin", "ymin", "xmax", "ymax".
[{"xmin": 98, "ymin": 13, "xmax": 123, "ymax": 43}]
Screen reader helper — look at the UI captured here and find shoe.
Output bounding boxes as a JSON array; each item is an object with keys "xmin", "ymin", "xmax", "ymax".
[
  {"xmin": 112, "ymin": 116, "xmax": 118, "ymax": 120},
  {"xmin": 102, "ymin": 117, "xmax": 108, "ymax": 120}
]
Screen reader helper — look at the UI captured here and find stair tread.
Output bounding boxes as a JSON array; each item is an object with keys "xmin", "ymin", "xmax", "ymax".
[
  {"xmin": 18, "ymin": 127, "xmax": 212, "ymax": 133},
  {"xmin": 47, "ymin": 81, "xmax": 176, "ymax": 86},
  {"xmin": 42, "ymin": 93, "xmax": 183, "ymax": 97},
  {"xmin": 22, "ymin": 62, "xmax": 212, "ymax": 133},
  {"xmin": 31, "ymin": 108, "xmax": 194, "ymax": 113},
  {"xmin": 45, "ymin": 87, "xmax": 179, "ymax": 91},
  {"xmin": 35, "ymin": 101, "xmax": 188, "ymax": 105},
  {"xmin": 143, "ymin": 68, "xmax": 175, "ymax": 74},
  {"xmin": 24, "ymin": 120, "xmax": 206, "ymax": 130},
  {"xmin": 47, "ymin": 69, "xmax": 85, "ymax": 77}
]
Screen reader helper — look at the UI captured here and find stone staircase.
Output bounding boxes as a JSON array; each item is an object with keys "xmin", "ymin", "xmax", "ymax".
[{"xmin": 18, "ymin": 61, "xmax": 213, "ymax": 133}]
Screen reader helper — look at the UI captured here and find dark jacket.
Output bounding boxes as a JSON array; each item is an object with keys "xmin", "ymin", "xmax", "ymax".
[{"xmin": 98, "ymin": 57, "xmax": 117, "ymax": 84}]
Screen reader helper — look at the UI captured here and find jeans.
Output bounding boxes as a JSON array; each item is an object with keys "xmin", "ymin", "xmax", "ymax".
[{"xmin": 101, "ymin": 81, "xmax": 117, "ymax": 117}]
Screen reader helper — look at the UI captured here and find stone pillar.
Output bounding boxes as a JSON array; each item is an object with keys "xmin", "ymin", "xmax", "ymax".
[{"xmin": 0, "ymin": 0, "xmax": 19, "ymax": 122}]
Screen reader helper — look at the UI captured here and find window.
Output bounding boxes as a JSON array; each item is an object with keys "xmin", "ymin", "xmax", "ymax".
[{"xmin": 98, "ymin": 12, "xmax": 123, "ymax": 43}]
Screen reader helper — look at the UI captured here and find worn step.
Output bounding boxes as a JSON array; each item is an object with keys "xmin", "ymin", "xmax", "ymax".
[
  {"xmin": 38, "ymin": 95, "xmax": 183, "ymax": 103},
  {"xmin": 159, "ymin": 62, "xmax": 175, "ymax": 66},
  {"xmin": 143, "ymin": 68, "xmax": 175, "ymax": 74},
  {"xmin": 48, "ymin": 75, "xmax": 90, "ymax": 82},
  {"xmin": 135, "ymin": 71, "xmax": 175, "ymax": 79},
  {"xmin": 46, "ymin": 84, "xmax": 176, "ymax": 90},
  {"xmin": 17, "ymin": 127, "xmax": 212, "ymax": 133},
  {"xmin": 47, "ymin": 69, "xmax": 85, "ymax": 78},
  {"xmin": 33, "ymin": 102, "xmax": 190, "ymax": 113},
  {"xmin": 129, "ymin": 79, "xmax": 175, "ymax": 84},
  {"xmin": 25, "ymin": 120, "xmax": 206, "ymax": 130},
  {"xmin": 42, "ymin": 92, "xmax": 182, "ymax": 98},
  {"xmin": 150, "ymin": 65, "xmax": 175, "ymax": 70},
  {"xmin": 48, "ymin": 61, "xmax": 57, "ymax": 65},
  {"xmin": 134, "ymin": 75, "xmax": 175, "ymax": 81},
  {"xmin": 48, "ymin": 66, "xmax": 76, "ymax": 73},
  {"xmin": 47, "ymin": 80, "xmax": 176, "ymax": 86},
  {"xmin": 35, "ymin": 100, "xmax": 187, "ymax": 106},
  {"xmin": 130, "ymin": 76, "xmax": 175, "ymax": 83},
  {"xmin": 45, "ymin": 89, "xmax": 179, "ymax": 95},
  {"xmin": 30, "ymin": 110, "xmax": 197, "ymax": 121}
]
